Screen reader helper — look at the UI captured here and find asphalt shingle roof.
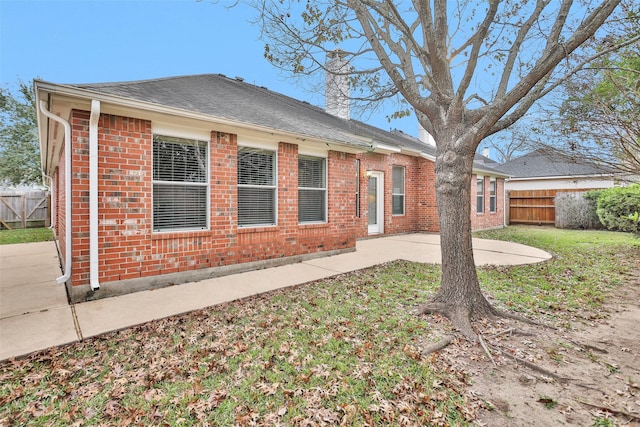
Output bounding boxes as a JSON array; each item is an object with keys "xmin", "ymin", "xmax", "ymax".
[
  {"xmin": 494, "ymin": 149, "xmax": 613, "ymax": 178},
  {"xmin": 65, "ymin": 73, "xmax": 503, "ymax": 174},
  {"xmin": 77, "ymin": 74, "xmax": 363, "ymax": 147}
]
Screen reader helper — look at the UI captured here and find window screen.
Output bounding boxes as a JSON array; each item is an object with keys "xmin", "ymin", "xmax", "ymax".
[
  {"xmin": 489, "ymin": 178, "xmax": 497, "ymax": 212},
  {"xmin": 476, "ymin": 176, "xmax": 485, "ymax": 214},
  {"xmin": 298, "ymin": 155, "xmax": 326, "ymax": 223},
  {"xmin": 392, "ymin": 166, "xmax": 405, "ymax": 215},
  {"xmin": 152, "ymin": 135, "xmax": 208, "ymax": 231},
  {"xmin": 238, "ymin": 147, "xmax": 276, "ymax": 226}
]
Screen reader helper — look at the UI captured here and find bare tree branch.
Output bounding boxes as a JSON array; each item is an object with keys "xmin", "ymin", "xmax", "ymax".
[{"xmin": 496, "ymin": 0, "xmax": 549, "ymax": 99}]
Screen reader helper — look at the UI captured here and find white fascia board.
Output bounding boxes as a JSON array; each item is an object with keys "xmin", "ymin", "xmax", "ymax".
[
  {"xmin": 34, "ymin": 86, "xmax": 49, "ymax": 173},
  {"xmin": 507, "ymin": 174, "xmax": 614, "ymax": 181},
  {"xmin": 472, "ymin": 166, "xmax": 510, "ymax": 179},
  {"xmin": 373, "ymin": 143, "xmax": 402, "ymax": 154},
  {"xmin": 419, "ymin": 152, "xmax": 436, "ymax": 162},
  {"xmin": 34, "ymin": 87, "xmax": 74, "ymax": 175},
  {"xmin": 34, "ymin": 81, "xmax": 373, "ymax": 154}
]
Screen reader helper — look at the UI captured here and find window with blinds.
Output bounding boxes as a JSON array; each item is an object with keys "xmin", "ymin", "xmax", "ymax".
[
  {"xmin": 477, "ymin": 176, "xmax": 485, "ymax": 214},
  {"xmin": 392, "ymin": 166, "xmax": 405, "ymax": 215},
  {"xmin": 152, "ymin": 135, "xmax": 208, "ymax": 232},
  {"xmin": 489, "ymin": 177, "xmax": 497, "ymax": 212},
  {"xmin": 298, "ymin": 155, "xmax": 326, "ymax": 223},
  {"xmin": 237, "ymin": 147, "xmax": 276, "ymax": 226}
]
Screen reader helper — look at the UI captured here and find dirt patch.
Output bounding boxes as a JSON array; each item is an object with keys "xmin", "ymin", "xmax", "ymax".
[{"xmin": 435, "ymin": 269, "xmax": 640, "ymax": 426}]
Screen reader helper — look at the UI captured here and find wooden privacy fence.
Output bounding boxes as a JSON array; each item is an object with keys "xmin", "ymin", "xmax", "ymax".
[
  {"xmin": 507, "ymin": 190, "xmax": 557, "ymax": 225},
  {"xmin": 0, "ymin": 190, "xmax": 50, "ymax": 229},
  {"xmin": 507, "ymin": 189, "xmax": 598, "ymax": 226}
]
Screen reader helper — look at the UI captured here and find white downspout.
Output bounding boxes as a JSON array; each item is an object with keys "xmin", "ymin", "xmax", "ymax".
[
  {"xmin": 89, "ymin": 100, "xmax": 100, "ymax": 291},
  {"xmin": 39, "ymin": 100, "xmax": 72, "ymax": 284},
  {"xmin": 41, "ymin": 173, "xmax": 55, "ymax": 229}
]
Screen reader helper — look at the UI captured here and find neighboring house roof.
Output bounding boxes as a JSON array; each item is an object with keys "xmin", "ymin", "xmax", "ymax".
[
  {"xmin": 494, "ymin": 149, "xmax": 615, "ymax": 179},
  {"xmin": 35, "ymin": 73, "xmax": 505, "ymax": 176},
  {"xmin": 474, "ymin": 152, "xmax": 500, "ymax": 168},
  {"xmin": 472, "ymin": 153, "xmax": 505, "ymax": 176}
]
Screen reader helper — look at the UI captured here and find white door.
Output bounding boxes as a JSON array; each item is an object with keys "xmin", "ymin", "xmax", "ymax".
[{"xmin": 367, "ymin": 171, "xmax": 384, "ymax": 234}]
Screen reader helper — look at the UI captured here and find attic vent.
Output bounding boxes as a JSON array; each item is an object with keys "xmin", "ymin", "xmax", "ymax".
[{"xmin": 235, "ymin": 77, "xmax": 244, "ymax": 82}]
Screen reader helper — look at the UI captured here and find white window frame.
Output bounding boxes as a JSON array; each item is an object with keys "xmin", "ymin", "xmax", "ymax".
[
  {"xmin": 489, "ymin": 177, "xmax": 497, "ymax": 213},
  {"xmin": 237, "ymin": 146, "xmax": 278, "ymax": 227},
  {"xmin": 152, "ymin": 134, "xmax": 209, "ymax": 232},
  {"xmin": 392, "ymin": 166, "xmax": 405, "ymax": 216},
  {"xmin": 298, "ymin": 155, "xmax": 327, "ymax": 224},
  {"xmin": 476, "ymin": 175, "xmax": 485, "ymax": 214}
]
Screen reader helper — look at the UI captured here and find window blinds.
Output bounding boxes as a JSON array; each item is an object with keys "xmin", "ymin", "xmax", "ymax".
[
  {"xmin": 237, "ymin": 147, "xmax": 276, "ymax": 226},
  {"xmin": 298, "ymin": 156, "xmax": 326, "ymax": 223},
  {"xmin": 152, "ymin": 135, "xmax": 208, "ymax": 231},
  {"xmin": 392, "ymin": 166, "xmax": 405, "ymax": 215}
]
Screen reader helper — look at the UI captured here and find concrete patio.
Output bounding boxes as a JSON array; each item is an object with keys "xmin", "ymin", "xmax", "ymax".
[{"xmin": 0, "ymin": 233, "xmax": 552, "ymax": 361}]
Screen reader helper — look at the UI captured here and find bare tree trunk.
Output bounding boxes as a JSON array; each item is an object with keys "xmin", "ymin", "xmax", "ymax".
[{"xmin": 419, "ymin": 134, "xmax": 497, "ymax": 339}]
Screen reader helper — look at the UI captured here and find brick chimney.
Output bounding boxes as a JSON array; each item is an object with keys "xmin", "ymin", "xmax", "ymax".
[{"xmin": 325, "ymin": 49, "xmax": 350, "ymax": 120}]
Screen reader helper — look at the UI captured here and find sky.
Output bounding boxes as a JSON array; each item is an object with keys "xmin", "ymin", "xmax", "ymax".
[{"xmin": 0, "ymin": 0, "xmax": 419, "ymax": 136}]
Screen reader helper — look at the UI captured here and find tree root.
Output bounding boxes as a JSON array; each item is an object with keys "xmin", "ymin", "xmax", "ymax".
[
  {"xmin": 422, "ymin": 335, "xmax": 454, "ymax": 354},
  {"xmin": 489, "ymin": 327, "xmax": 535, "ymax": 338},
  {"xmin": 416, "ymin": 299, "xmax": 555, "ymax": 355},
  {"xmin": 418, "ymin": 302, "xmax": 554, "ymax": 338},
  {"xmin": 493, "ymin": 308, "xmax": 556, "ymax": 329},
  {"xmin": 416, "ymin": 303, "xmax": 448, "ymax": 316},
  {"xmin": 576, "ymin": 398, "xmax": 640, "ymax": 422},
  {"xmin": 478, "ymin": 334, "xmax": 497, "ymax": 367},
  {"xmin": 566, "ymin": 338, "xmax": 609, "ymax": 354},
  {"xmin": 570, "ymin": 382, "xmax": 609, "ymax": 393},
  {"xmin": 502, "ymin": 352, "xmax": 567, "ymax": 382}
]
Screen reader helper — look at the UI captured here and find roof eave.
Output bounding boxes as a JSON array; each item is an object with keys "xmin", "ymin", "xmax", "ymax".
[
  {"xmin": 473, "ymin": 166, "xmax": 511, "ymax": 178},
  {"xmin": 34, "ymin": 80, "xmax": 375, "ymax": 155},
  {"xmin": 506, "ymin": 173, "xmax": 616, "ymax": 181}
]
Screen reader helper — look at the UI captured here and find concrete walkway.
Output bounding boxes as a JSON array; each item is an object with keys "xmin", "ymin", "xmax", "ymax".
[{"xmin": 0, "ymin": 233, "xmax": 551, "ymax": 361}]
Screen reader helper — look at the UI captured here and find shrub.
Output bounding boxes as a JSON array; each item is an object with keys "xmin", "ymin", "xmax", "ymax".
[
  {"xmin": 595, "ymin": 184, "xmax": 640, "ymax": 233},
  {"xmin": 555, "ymin": 192, "xmax": 602, "ymax": 229}
]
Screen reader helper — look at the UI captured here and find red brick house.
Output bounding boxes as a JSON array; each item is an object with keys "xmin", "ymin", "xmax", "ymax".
[{"xmin": 35, "ymin": 72, "xmax": 507, "ymax": 303}]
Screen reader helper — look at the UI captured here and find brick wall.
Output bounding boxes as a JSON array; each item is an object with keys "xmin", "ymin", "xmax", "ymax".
[
  {"xmin": 470, "ymin": 174, "xmax": 505, "ymax": 230},
  {"xmin": 67, "ymin": 110, "xmax": 153, "ymax": 287},
  {"xmin": 414, "ymin": 156, "xmax": 439, "ymax": 233},
  {"xmin": 356, "ymin": 152, "xmax": 439, "ymax": 238},
  {"xmin": 61, "ymin": 109, "xmax": 502, "ymax": 297},
  {"xmin": 65, "ymin": 111, "xmax": 357, "ymax": 296}
]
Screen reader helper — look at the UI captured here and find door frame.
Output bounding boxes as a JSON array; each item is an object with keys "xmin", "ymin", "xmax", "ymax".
[{"xmin": 367, "ymin": 171, "xmax": 384, "ymax": 235}]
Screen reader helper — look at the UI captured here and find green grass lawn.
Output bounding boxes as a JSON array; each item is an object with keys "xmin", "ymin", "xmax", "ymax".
[
  {"xmin": 0, "ymin": 227, "xmax": 54, "ymax": 245},
  {"xmin": 0, "ymin": 226, "xmax": 638, "ymax": 426},
  {"xmin": 475, "ymin": 226, "xmax": 640, "ymax": 322}
]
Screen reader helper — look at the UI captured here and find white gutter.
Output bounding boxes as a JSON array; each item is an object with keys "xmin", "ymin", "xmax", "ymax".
[
  {"xmin": 419, "ymin": 152, "xmax": 437, "ymax": 162},
  {"xmin": 39, "ymin": 100, "xmax": 72, "ymax": 284},
  {"xmin": 506, "ymin": 174, "xmax": 614, "ymax": 181},
  {"xmin": 374, "ymin": 143, "xmax": 402, "ymax": 154},
  {"xmin": 89, "ymin": 100, "xmax": 101, "ymax": 291}
]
